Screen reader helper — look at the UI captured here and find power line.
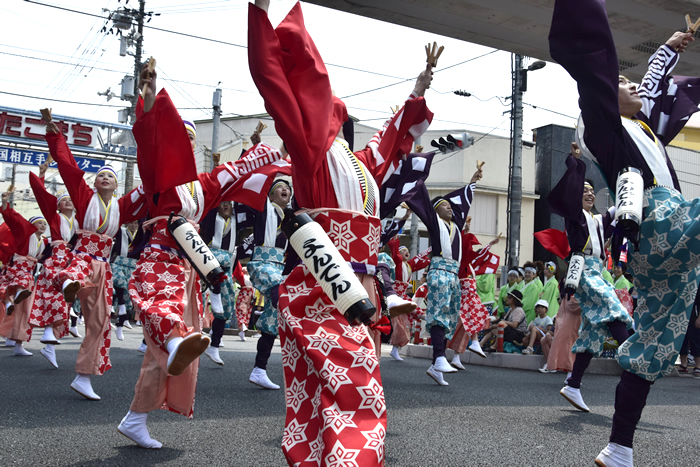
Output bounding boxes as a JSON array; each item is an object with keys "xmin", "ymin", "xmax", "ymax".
[
  {"xmin": 22, "ymin": 0, "xmax": 481, "ymax": 84},
  {"xmin": 523, "ymin": 102, "xmax": 577, "ymax": 119},
  {"xmin": 1, "ymin": 50, "xmax": 255, "ymax": 93},
  {"xmin": 0, "ymin": 90, "xmax": 201, "ymax": 110},
  {"xmin": 339, "ymin": 49, "xmax": 499, "ymax": 100}
]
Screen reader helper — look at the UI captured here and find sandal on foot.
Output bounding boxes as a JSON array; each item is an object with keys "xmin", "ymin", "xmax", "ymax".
[
  {"xmin": 678, "ymin": 365, "xmax": 689, "ymax": 374},
  {"xmin": 693, "ymin": 367, "xmax": 700, "ymax": 377}
]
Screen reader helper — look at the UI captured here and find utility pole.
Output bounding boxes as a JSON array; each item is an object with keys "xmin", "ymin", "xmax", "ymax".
[
  {"xmin": 506, "ymin": 54, "xmax": 524, "ymax": 270},
  {"xmin": 211, "ymin": 88, "xmax": 222, "ymax": 173},
  {"xmin": 504, "ymin": 54, "xmax": 546, "ymax": 276},
  {"xmin": 123, "ymin": 0, "xmax": 145, "ymax": 194},
  {"xmin": 8, "ymin": 164, "xmax": 16, "ymax": 207}
]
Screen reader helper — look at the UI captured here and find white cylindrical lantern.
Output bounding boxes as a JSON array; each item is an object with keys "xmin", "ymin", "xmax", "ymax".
[
  {"xmin": 283, "ymin": 212, "xmax": 376, "ymax": 325},
  {"xmin": 168, "ymin": 214, "xmax": 225, "ymax": 289},
  {"xmin": 615, "ymin": 167, "xmax": 644, "ymax": 239},
  {"xmin": 564, "ymin": 251, "xmax": 585, "ymax": 297}
]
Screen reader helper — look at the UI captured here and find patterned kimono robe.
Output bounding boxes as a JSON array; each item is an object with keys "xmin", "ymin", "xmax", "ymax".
[
  {"xmin": 28, "ymin": 172, "xmax": 79, "ymax": 339},
  {"xmin": 46, "ymin": 132, "xmax": 148, "ymax": 376},
  {"xmin": 551, "ymin": 0, "xmax": 700, "ymax": 380},
  {"xmin": 248, "ymin": 3, "xmax": 432, "ymax": 465},
  {"xmin": 128, "ymin": 88, "xmax": 285, "ymax": 418},
  {"xmin": 407, "ymin": 184, "xmax": 474, "ymax": 340},
  {"xmin": 240, "ymin": 198, "xmax": 288, "ymax": 337},
  {"xmin": 0, "ymin": 207, "xmax": 44, "ymax": 343}
]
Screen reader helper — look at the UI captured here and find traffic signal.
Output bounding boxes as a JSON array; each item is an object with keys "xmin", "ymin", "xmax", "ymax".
[{"xmin": 430, "ymin": 132, "xmax": 474, "ymax": 154}]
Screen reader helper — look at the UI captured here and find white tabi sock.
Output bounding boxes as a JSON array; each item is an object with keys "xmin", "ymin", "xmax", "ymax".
[
  {"xmin": 41, "ymin": 327, "xmax": 56, "ymax": 342},
  {"xmin": 166, "ymin": 337, "xmax": 184, "ymax": 355},
  {"xmin": 210, "ymin": 293, "xmax": 223, "ymax": 314},
  {"xmin": 118, "ymin": 304, "xmax": 127, "ymax": 316}
]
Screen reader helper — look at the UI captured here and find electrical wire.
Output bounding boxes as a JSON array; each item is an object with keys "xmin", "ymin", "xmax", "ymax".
[
  {"xmin": 523, "ymin": 102, "xmax": 577, "ymax": 119},
  {"xmin": 0, "ymin": 90, "xmax": 201, "ymax": 109},
  {"xmin": 339, "ymin": 49, "xmax": 499, "ymax": 100},
  {"xmin": 22, "ymin": 0, "xmax": 495, "ymax": 84}
]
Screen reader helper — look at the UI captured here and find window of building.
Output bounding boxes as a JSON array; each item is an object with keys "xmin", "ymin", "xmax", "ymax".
[{"xmin": 470, "ymin": 193, "xmax": 498, "ymax": 235}]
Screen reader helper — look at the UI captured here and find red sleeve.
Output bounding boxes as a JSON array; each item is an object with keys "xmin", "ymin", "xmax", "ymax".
[
  {"xmin": 354, "ymin": 95, "xmax": 433, "ymax": 187},
  {"xmin": 408, "ymin": 247, "xmax": 432, "ymax": 272},
  {"xmin": 232, "ymin": 260, "xmax": 245, "ymax": 286},
  {"xmin": 0, "ymin": 206, "xmax": 36, "ymax": 256},
  {"xmin": 199, "ymin": 143, "xmax": 287, "ymax": 213},
  {"xmin": 29, "ymin": 172, "xmax": 60, "ymax": 240},
  {"xmin": 387, "ymin": 237, "xmax": 404, "ymax": 282},
  {"xmin": 45, "ymin": 132, "xmax": 93, "ymax": 223},
  {"xmin": 133, "ymin": 89, "xmax": 199, "ymax": 195},
  {"xmin": 117, "ymin": 185, "xmax": 149, "ymax": 224},
  {"xmin": 247, "ymin": 3, "xmax": 346, "ymax": 192},
  {"xmin": 0, "ymin": 224, "xmax": 14, "ymax": 264}
]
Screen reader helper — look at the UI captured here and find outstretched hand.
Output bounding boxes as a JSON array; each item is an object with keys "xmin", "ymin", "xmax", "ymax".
[
  {"xmin": 39, "ymin": 161, "xmax": 49, "ymax": 177},
  {"xmin": 571, "ymin": 142, "xmax": 581, "ymax": 159},
  {"xmin": 470, "ymin": 168, "xmax": 483, "ymax": 184},
  {"xmin": 667, "ymin": 31, "xmax": 694, "ymax": 53},
  {"xmin": 46, "ymin": 121, "xmax": 60, "ymax": 135},
  {"xmin": 139, "ymin": 62, "xmax": 158, "ymax": 113},
  {"xmin": 413, "ymin": 63, "xmax": 434, "ymax": 97},
  {"xmin": 401, "ymin": 208, "xmax": 412, "ymax": 221},
  {"xmin": 250, "ymin": 131, "xmax": 261, "ymax": 146}
]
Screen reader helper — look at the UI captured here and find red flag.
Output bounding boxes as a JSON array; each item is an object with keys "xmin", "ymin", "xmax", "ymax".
[
  {"xmin": 534, "ymin": 229, "xmax": 571, "ymax": 260},
  {"xmin": 471, "ymin": 243, "xmax": 501, "ymax": 275}
]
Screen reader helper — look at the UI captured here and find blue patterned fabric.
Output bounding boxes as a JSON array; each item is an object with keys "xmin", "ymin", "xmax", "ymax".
[
  {"xmin": 425, "ymin": 256, "xmax": 461, "ymax": 340},
  {"xmin": 247, "ymin": 246, "xmax": 285, "ymax": 337},
  {"xmin": 203, "ymin": 248, "xmax": 236, "ymax": 321},
  {"xmin": 377, "ymin": 252, "xmax": 395, "ymax": 281},
  {"xmin": 617, "ymin": 187, "xmax": 700, "ymax": 381},
  {"xmin": 112, "ymin": 256, "xmax": 137, "ymax": 290},
  {"xmin": 572, "ymin": 256, "xmax": 633, "ymax": 357}
]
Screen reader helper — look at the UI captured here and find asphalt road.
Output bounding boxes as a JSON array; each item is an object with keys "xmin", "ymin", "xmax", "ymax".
[{"xmin": 1, "ymin": 325, "xmax": 698, "ymax": 466}]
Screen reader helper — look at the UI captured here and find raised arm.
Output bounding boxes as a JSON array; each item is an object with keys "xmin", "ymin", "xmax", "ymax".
[
  {"xmin": 29, "ymin": 172, "xmax": 58, "ymax": 236},
  {"xmin": 354, "ymin": 84, "xmax": 434, "ymax": 187},
  {"xmin": 133, "ymin": 85, "xmax": 199, "ymax": 195},
  {"xmin": 200, "ymin": 142, "xmax": 288, "ymax": 213},
  {"xmin": 0, "ymin": 201, "xmax": 37, "ymax": 253},
  {"xmin": 45, "ymin": 127, "xmax": 93, "ymax": 216},
  {"xmin": 448, "ymin": 179, "xmax": 476, "ymax": 230},
  {"xmin": 549, "ymin": 0, "xmax": 623, "ymax": 185},
  {"xmin": 248, "ymin": 2, "xmax": 342, "ymax": 179},
  {"xmin": 547, "ymin": 146, "xmax": 586, "ymax": 222},
  {"xmin": 636, "ymin": 32, "xmax": 700, "ymax": 145}
]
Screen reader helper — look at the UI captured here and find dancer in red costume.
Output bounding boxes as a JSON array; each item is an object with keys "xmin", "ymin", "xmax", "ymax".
[
  {"xmin": 45, "ymin": 121, "xmax": 148, "ymax": 401},
  {"xmin": 28, "ymin": 162, "xmax": 80, "ymax": 368},
  {"xmin": 0, "ymin": 192, "xmax": 47, "ymax": 356},
  {"xmin": 386, "ymin": 238, "xmax": 430, "ymax": 361},
  {"xmin": 117, "ymin": 63, "xmax": 287, "ymax": 449},
  {"xmin": 249, "ymin": 1, "xmax": 433, "ymax": 464}
]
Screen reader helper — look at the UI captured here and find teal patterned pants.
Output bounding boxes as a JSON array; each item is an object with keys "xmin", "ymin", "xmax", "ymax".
[{"xmin": 617, "ymin": 187, "xmax": 700, "ymax": 382}]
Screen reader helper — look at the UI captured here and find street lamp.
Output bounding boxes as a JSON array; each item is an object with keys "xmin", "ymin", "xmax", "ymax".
[{"xmin": 520, "ymin": 60, "xmax": 546, "ymax": 92}]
